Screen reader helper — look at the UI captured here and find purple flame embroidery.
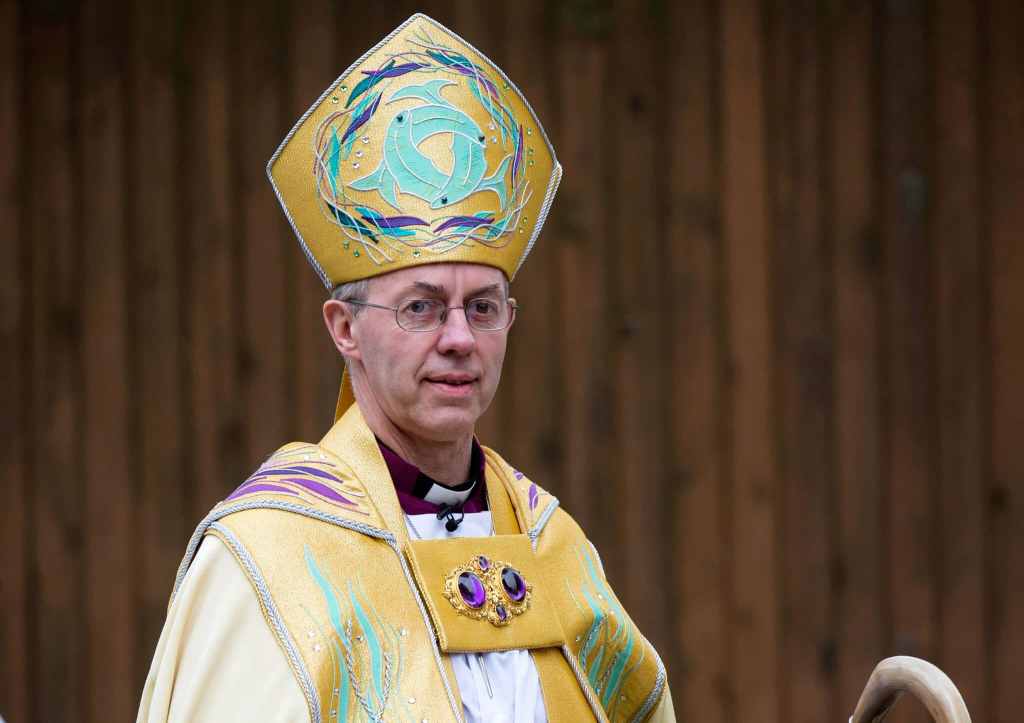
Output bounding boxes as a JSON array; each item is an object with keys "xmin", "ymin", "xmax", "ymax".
[
  {"xmin": 340, "ymin": 93, "xmax": 382, "ymax": 146},
  {"xmin": 226, "ymin": 462, "xmax": 358, "ymax": 509},
  {"xmin": 227, "ymin": 482, "xmax": 299, "ymax": 501},
  {"xmin": 363, "ymin": 214, "xmax": 429, "ymax": 230},
  {"xmin": 257, "ymin": 465, "xmax": 345, "ymax": 484},
  {"xmin": 359, "ymin": 61, "xmax": 428, "ymax": 80},
  {"xmin": 434, "ymin": 215, "xmax": 494, "ymax": 234},
  {"xmin": 279, "ymin": 478, "xmax": 357, "ymax": 507},
  {"xmin": 512, "ymin": 124, "xmax": 524, "ymax": 182}
]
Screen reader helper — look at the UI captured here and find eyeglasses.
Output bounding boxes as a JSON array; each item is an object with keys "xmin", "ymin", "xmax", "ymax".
[{"xmin": 343, "ymin": 297, "xmax": 518, "ymax": 332}]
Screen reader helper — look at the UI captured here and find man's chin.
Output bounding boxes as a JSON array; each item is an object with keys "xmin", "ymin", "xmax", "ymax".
[{"xmin": 409, "ymin": 405, "xmax": 480, "ymax": 443}]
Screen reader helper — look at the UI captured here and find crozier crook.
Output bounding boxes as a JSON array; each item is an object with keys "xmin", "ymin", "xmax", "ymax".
[{"xmin": 850, "ymin": 656, "xmax": 971, "ymax": 723}]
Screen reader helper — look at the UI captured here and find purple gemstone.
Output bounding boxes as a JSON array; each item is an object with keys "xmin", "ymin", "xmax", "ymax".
[
  {"xmin": 501, "ymin": 567, "xmax": 526, "ymax": 602},
  {"xmin": 477, "ymin": 555, "xmax": 490, "ymax": 571},
  {"xmin": 496, "ymin": 604, "xmax": 508, "ymax": 621},
  {"xmin": 458, "ymin": 572, "xmax": 486, "ymax": 608}
]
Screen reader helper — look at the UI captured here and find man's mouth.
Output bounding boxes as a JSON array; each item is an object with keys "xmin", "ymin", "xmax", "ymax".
[
  {"xmin": 428, "ymin": 374, "xmax": 479, "ymax": 385},
  {"xmin": 424, "ymin": 374, "xmax": 478, "ymax": 391}
]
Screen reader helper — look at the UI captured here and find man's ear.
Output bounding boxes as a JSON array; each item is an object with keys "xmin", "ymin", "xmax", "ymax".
[{"xmin": 323, "ymin": 299, "xmax": 362, "ymax": 362}]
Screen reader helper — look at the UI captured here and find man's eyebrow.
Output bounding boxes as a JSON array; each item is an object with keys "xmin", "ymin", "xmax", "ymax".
[
  {"xmin": 406, "ymin": 281, "xmax": 503, "ymax": 298},
  {"xmin": 466, "ymin": 283, "xmax": 502, "ymax": 297},
  {"xmin": 409, "ymin": 281, "xmax": 446, "ymax": 295}
]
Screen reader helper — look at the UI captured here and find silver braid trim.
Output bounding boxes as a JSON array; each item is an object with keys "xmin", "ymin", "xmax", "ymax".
[
  {"xmin": 561, "ymin": 643, "xmax": 608, "ymax": 721},
  {"xmin": 209, "ymin": 521, "xmax": 323, "ymax": 723},
  {"xmin": 631, "ymin": 643, "xmax": 667, "ymax": 723},
  {"xmin": 528, "ymin": 498, "xmax": 560, "ymax": 551},
  {"xmin": 514, "ymin": 162, "xmax": 562, "ymax": 278}
]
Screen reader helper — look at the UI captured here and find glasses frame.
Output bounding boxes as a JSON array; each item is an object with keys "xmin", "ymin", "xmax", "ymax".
[{"xmin": 342, "ymin": 297, "xmax": 519, "ymax": 332}]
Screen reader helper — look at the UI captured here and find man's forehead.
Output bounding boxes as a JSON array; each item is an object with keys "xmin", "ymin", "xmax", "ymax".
[{"xmin": 372, "ymin": 263, "xmax": 508, "ymax": 294}]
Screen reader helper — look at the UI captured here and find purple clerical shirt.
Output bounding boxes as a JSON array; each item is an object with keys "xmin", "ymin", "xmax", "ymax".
[{"xmin": 377, "ymin": 438, "xmax": 489, "ymax": 515}]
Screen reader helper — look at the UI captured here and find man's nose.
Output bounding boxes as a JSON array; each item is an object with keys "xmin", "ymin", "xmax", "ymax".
[{"xmin": 436, "ymin": 308, "xmax": 476, "ymax": 355}]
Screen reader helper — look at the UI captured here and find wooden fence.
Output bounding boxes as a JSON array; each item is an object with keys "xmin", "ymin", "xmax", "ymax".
[{"xmin": 1, "ymin": 0, "xmax": 1022, "ymax": 721}]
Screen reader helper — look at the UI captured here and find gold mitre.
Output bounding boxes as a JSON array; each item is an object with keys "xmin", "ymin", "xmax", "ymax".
[{"xmin": 267, "ymin": 13, "xmax": 562, "ymax": 288}]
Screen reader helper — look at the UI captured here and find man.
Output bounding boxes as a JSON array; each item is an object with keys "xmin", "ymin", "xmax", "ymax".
[{"xmin": 138, "ymin": 13, "xmax": 674, "ymax": 722}]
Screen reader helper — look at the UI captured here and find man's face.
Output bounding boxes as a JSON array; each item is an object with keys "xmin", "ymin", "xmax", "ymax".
[{"xmin": 346, "ymin": 263, "xmax": 511, "ymax": 443}]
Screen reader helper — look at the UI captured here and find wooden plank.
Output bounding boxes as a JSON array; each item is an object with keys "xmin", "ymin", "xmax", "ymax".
[
  {"xmin": 499, "ymin": 0, "xmax": 564, "ymax": 496},
  {"xmin": 79, "ymin": 1, "xmax": 134, "ymax": 720},
  {"xmin": 422, "ymin": 0, "xmax": 454, "ymax": 26},
  {"xmin": 666, "ymin": 0, "xmax": 727, "ymax": 717},
  {"xmin": 770, "ymin": 0, "xmax": 834, "ymax": 720},
  {"xmin": 721, "ymin": 0, "xmax": 779, "ymax": 719},
  {"xmin": 830, "ymin": 0, "xmax": 886, "ymax": 717},
  {"xmin": 26, "ymin": 7, "xmax": 84, "ymax": 720},
  {"xmin": 238, "ymin": 0, "xmax": 291, "ymax": 460},
  {"xmin": 289, "ymin": 0, "xmax": 338, "ymax": 444},
  {"xmin": 880, "ymin": 4, "xmax": 936, "ymax": 707},
  {"xmin": 988, "ymin": 1, "xmax": 1024, "ymax": 721},
  {"xmin": 0, "ymin": 1, "xmax": 27, "ymax": 719},
  {"xmin": 185, "ymin": 0, "xmax": 243, "ymax": 515},
  {"xmin": 131, "ymin": 0, "xmax": 187, "ymax": 695},
  {"xmin": 553, "ymin": 5, "xmax": 612, "ymax": 540},
  {"xmin": 933, "ymin": 0, "xmax": 987, "ymax": 719},
  {"xmin": 605, "ymin": 0, "xmax": 670, "ymax": 653}
]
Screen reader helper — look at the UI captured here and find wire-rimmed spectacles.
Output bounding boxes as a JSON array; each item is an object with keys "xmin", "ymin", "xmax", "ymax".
[{"xmin": 343, "ymin": 297, "xmax": 518, "ymax": 332}]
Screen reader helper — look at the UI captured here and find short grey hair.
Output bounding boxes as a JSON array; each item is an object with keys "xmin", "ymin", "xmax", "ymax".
[{"xmin": 330, "ymin": 278, "xmax": 372, "ymax": 315}]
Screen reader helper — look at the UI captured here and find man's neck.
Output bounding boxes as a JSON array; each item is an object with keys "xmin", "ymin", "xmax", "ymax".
[
  {"xmin": 352, "ymin": 385, "xmax": 473, "ymax": 487},
  {"xmin": 375, "ymin": 426, "xmax": 473, "ymax": 489}
]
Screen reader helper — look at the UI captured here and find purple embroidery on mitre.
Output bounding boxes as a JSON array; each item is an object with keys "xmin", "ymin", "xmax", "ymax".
[
  {"xmin": 512, "ymin": 123, "xmax": 524, "ymax": 182},
  {"xmin": 512, "ymin": 469, "xmax": 525, "ymax": 480},
  {"xmin": 359, "ymin": 61, "xmax": 428, "ymax": 80},
  {"xmin": 340, "ymin": 92, "xmax": 382, "ymax": 146},
  {"xmin": 433, "ymin": 214, "xmax": 494, "ymax": 234},
  {"xmin": 362, "ymin": 214, "xmax": 429, "ymax": 230},
  {"xmin": 528, "ymin": 483, "xmax": 539, "ymax": 510}
]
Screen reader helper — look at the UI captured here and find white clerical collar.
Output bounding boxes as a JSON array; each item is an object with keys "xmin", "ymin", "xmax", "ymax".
[{"xmin": 422, "ymin": 478, "xmax": 477, "ymax": 507}]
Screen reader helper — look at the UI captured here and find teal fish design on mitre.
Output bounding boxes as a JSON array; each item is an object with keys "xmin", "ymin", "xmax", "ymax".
[{"xmin": 349, "ymin": 79, "xmax": 512, "ymax": 211}]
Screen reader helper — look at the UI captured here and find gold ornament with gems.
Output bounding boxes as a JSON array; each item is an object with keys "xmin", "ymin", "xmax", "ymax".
[{"xmin": 443, "ymin": 554, "xmax": 532, "ymax": 627}]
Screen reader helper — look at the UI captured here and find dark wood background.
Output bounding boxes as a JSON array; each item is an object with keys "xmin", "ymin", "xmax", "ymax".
[{"xmin": 2, "ymin": 0, "xmax": 1022, "ymax": 721}]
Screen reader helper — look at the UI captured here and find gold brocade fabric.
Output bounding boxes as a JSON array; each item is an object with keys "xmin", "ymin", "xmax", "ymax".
[{"xmin": 169, "ymin": 405, "xmax": 667, "ymax": 722}]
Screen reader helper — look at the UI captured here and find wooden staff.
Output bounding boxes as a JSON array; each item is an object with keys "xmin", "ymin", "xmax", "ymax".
[{"xmin": 850, "ymin": 656, "xmax": 971, "ymax": 723}]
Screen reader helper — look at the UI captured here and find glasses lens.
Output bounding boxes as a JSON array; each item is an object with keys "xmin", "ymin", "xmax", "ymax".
[
  {"xmin": 397, "ymin": 299, "xmax": 444, "ymax": 331},
  {"xmin": 465, "ymin": 298, "xmax": 508, "ymax": 330}
]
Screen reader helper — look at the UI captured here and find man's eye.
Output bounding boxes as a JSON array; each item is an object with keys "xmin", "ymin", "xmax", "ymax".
[
  {"xmin": 406, "ymin": 300, "xmax": 432, "ymax": 315},
  {"xmin": 471, "ymin": 300, "xmax": 497, "ymax": 315}
]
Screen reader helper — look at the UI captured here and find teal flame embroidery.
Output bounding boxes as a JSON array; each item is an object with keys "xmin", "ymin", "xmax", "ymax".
[
  {"xmin": 304, "ymin": 547, "xmax": 408, "ymax": 721},
  {"xmin": 570, "ymin": 545, "xmax": 644, "ymax": 720},
  {"xmin": 311, "ymin": 27, "xmax": 534, "ymax": 265}
]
